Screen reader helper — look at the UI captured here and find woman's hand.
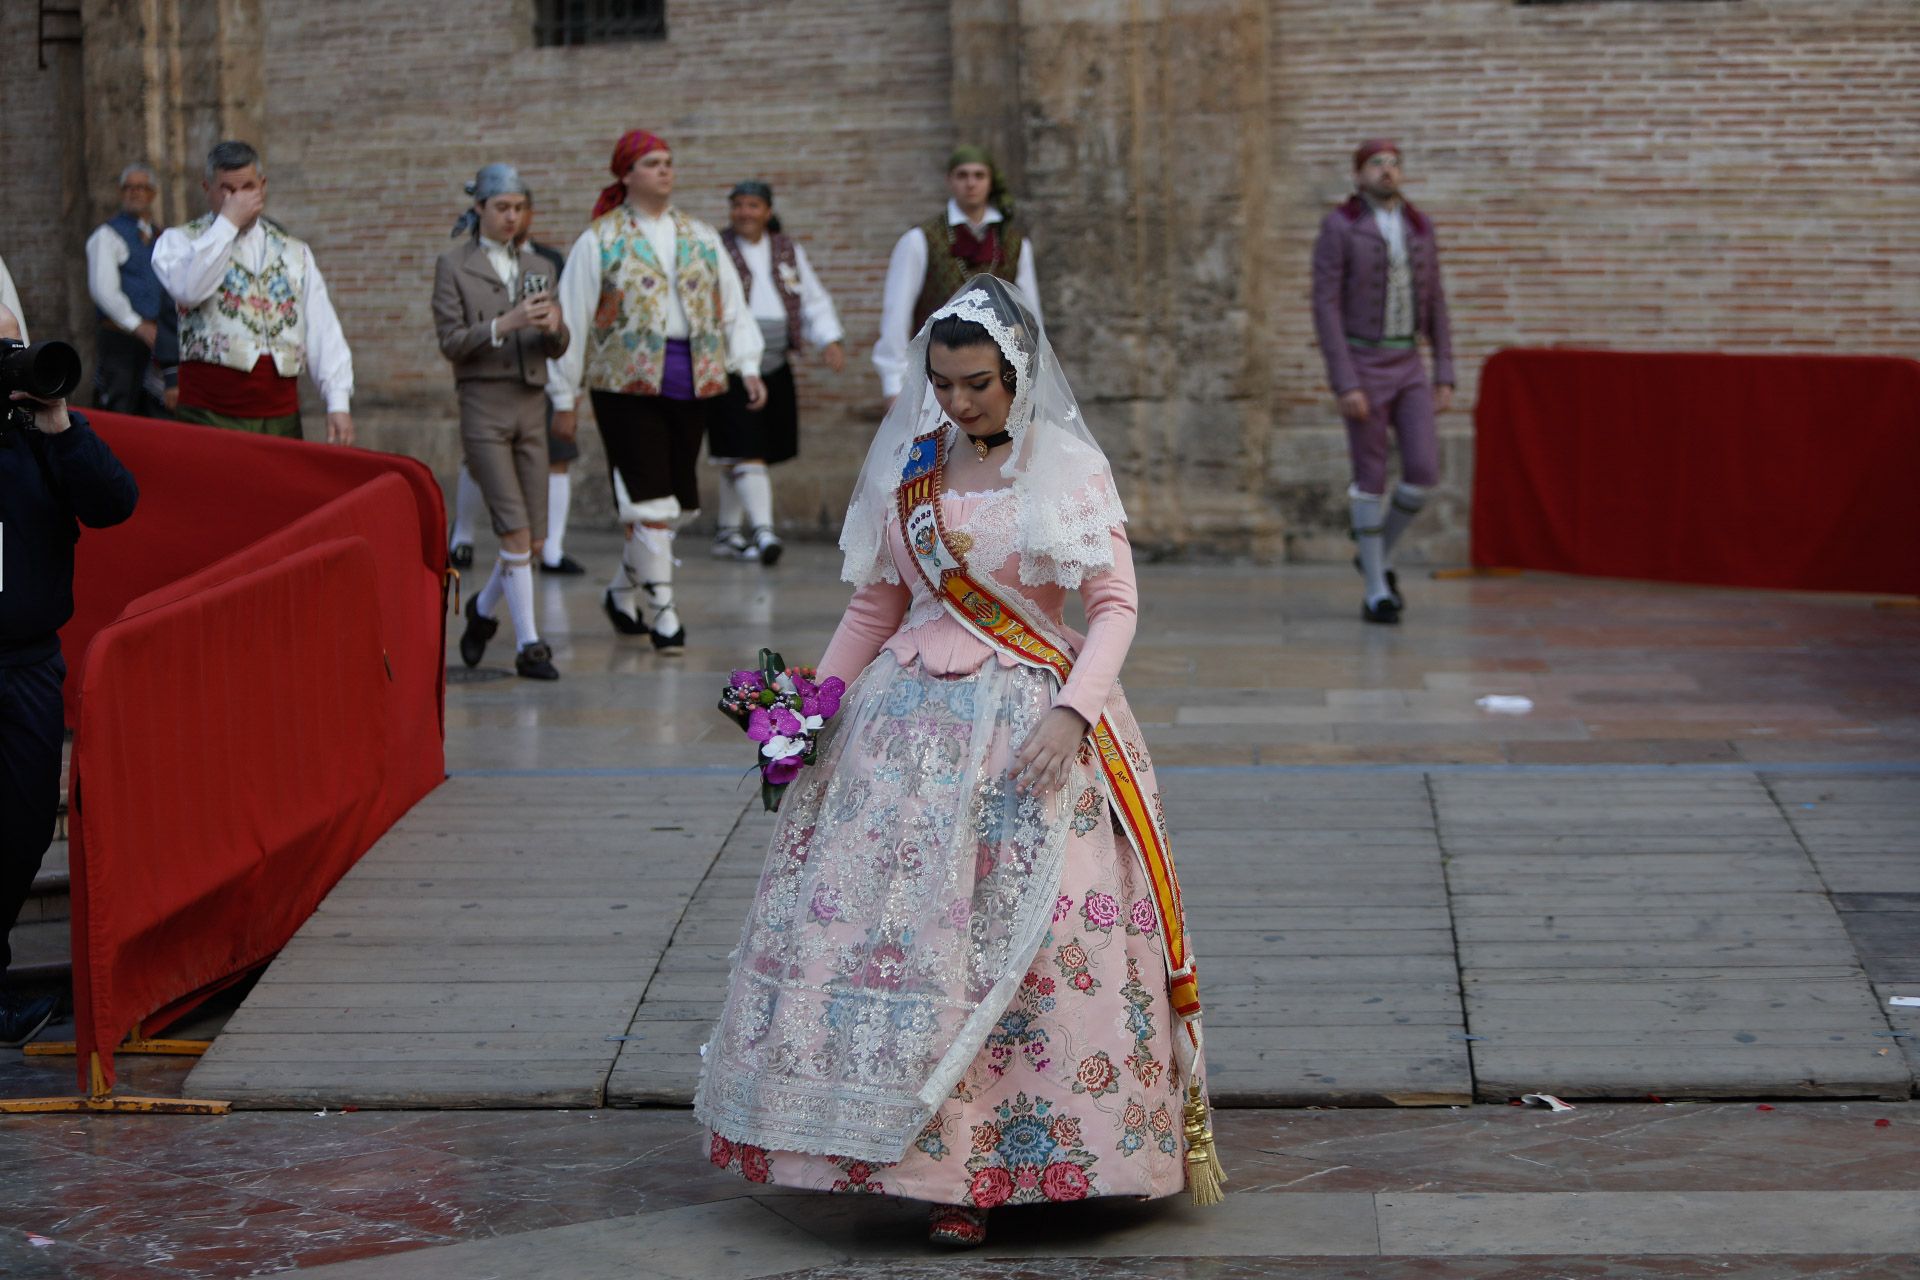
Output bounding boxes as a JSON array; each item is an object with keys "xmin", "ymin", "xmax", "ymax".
[{"xmin": 1013, "ymin": 707, "xmax": 1088, "ymax": 797}]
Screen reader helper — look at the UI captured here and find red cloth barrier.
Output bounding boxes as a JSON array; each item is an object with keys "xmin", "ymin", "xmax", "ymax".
[
  {"xmin": 57, "ymin": 414, "xmax": 447, "ymax": 1094},
  {"xmin": 69, "ymin": 540, "xmax": 388, "ymax": 1089},
  {"xmin": 1471, "ymin": 349, "xmax": 1920, "ymax": 595},
  {"xmin": 61, "ymin": 411, "xmax": 446, "ymax": 724}
]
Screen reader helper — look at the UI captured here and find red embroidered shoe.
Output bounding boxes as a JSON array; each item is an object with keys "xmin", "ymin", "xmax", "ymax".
[{"xmin": 927, "ymin": 1204, "xmax": 988, "ymax": 1248}]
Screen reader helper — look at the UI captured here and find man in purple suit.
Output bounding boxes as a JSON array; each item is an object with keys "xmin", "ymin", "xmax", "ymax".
[{"xmin": 1312, "ymin": 139, "xmax": 1455, "ymax": 625}]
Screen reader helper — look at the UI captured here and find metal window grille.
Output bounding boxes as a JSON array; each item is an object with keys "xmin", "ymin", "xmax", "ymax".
[{"xmin": 534, "ymin": 0, "xmax": 666, "ymax": 47}]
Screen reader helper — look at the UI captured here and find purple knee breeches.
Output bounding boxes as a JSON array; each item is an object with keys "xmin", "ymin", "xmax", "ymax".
[{"xmin": 1341, "ymin": 345, "xmax": 1440, "ymax": 493}]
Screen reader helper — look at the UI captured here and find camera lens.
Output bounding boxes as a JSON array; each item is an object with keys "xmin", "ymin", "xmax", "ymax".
[{"xmin": 0, "ymin": 340, "xmax": 83, "ymax": 401}]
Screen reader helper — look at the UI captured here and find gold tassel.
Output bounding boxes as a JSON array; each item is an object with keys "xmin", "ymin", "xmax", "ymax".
[{"xmin": 1183, "ymin": 1083, "xmax": 1226, "ymax": 1206}]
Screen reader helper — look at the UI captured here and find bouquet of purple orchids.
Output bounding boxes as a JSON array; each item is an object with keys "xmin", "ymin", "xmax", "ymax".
[{"xmin": 718, "ymin": 648, "xmax": 847, "ymax": 812}]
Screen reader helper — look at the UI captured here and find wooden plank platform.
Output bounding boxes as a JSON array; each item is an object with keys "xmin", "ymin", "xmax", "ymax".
[
  {"xmin": 608, "ymin": 770, "xmax": 1475, "ymax": 1108},
  {"xmin": 185, "ymin": 764, "xmax": 1915, "ymax": 1111},
  {"xmin": 1437, "ymin": 773, "xmax": 1912, "ymax": 1102},
  {"xmin": 183, "ymin": 776, "xmax": 750, "ymax": 1108}
]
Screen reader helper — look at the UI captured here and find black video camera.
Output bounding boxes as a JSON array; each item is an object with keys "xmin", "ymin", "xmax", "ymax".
[{"xmin": 0, "ymin": 338, "xmax": 83, "ymax": 432}]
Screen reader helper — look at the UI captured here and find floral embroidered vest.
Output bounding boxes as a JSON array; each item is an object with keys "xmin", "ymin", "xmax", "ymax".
[
  {"xmin": 912, "ymin": 212, "xmax": 1024, "ymax": 333},
  {"xmin": 176, "ymin": 214, "xmax": 308, "ymax": 377},
  {"xmin": 585, "ymin": 206, "xmax": 730, "ymax": 399},
  {"xmin": 720, "ymin": 229, "xmax": 804, "ymax": 354}
]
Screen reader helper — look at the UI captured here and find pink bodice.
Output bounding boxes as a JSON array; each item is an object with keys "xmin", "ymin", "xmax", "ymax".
[{"xmin": 818, "ymin": 489, "xmax": 1137, "ymax": 727}]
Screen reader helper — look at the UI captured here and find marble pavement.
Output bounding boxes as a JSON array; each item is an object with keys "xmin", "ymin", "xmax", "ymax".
[{"xmin": 4, "ymin": 535, "xmax": 1919, "ymax": 1276}]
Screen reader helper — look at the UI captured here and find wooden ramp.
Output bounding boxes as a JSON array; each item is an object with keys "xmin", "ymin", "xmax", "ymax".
[
  {"xmin": 609, "ymin": 769, "xmax": 1476, "ymax": 1108},
  {"xmin": 1439, "ymin": 772, "xmax": 1912, "ymax": 1101},
  {"xmin": 184, "ymin": 774, "xmax": 751, "ymax": 1107},
  {"xmin": 189, "ymin": 766, "xmax": 1914, "ymax": 1109}
]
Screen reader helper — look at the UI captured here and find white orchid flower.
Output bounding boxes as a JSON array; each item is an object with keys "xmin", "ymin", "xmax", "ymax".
[{"xmin": 761, "ymin": 735, "xmax": 808, "ymax": 761}]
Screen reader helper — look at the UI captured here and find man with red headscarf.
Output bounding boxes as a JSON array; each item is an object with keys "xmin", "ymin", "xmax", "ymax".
[
  {"xmin": 548, "ymin": 130, "xmax": 764, "ymax": 650},
  {"xmin": 1311, "ymin": 139, "xmax": 1455, "ymax": 626}
]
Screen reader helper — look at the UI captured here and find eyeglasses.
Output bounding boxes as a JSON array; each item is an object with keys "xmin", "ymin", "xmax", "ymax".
[{"xmin": 122, "ymin": 182, "xmax": 158, "ymax": 192}]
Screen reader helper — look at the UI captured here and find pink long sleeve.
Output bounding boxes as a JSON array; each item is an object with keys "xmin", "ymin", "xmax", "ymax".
[
  {"xmin": 1053, "ymin": 530, "xmax": 1138, "ymax": 726},
  {"xmin": 818, "ymin": 579, "xmax": 912, "ymax": 687}
]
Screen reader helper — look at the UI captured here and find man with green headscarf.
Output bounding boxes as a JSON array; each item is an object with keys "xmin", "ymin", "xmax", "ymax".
[{"xmin": 872, "ymin": 146, "xmax": 1040, "ymax": 406}]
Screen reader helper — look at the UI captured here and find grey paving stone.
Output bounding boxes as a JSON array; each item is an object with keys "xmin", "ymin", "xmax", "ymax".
[{"xmin": 1376, "ymin": 1190, "xmax": 1920, "ymax": 1256}]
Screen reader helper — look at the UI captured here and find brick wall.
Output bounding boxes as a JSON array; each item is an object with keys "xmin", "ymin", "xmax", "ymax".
[
  {"xmin": 1264, "ymin": 0, "xmax": 1920, "ymax": 561},
  {"xmin": 0, "ymin": 6, "xmax": 83, "ymax": 345},
  {"xmin": 258, "ymin": 0, "xmax": 954, "ymax": 534},
  {"xmin": 11, "ymin": 0, "xmax": 1918, "ymax": 560}
]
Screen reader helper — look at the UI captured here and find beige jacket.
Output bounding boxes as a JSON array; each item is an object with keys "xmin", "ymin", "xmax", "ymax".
[{"xmin": 432, "ymin": 239, "xmax": 568, "ymax": 385}]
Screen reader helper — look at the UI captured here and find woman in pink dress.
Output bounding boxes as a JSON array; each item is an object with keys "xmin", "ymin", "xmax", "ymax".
[{"xmin": 696, "ymin": 276, "xmax": 1216, "ymax": 1247}]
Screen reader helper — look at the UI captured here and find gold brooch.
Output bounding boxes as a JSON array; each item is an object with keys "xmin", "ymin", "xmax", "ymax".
[{"xmin": 948, "ymin": 532, "xmax": 975, "ymax": 556}]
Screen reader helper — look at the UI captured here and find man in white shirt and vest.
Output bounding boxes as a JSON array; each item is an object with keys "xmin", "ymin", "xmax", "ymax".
[
  {"xmin": 710, "ymin": 179, "xmax": 846, "ymax": 567},
  {"xmin": 153, "ymin": 141, "xmax": 355, "ymax": 444},
  {"xmin": 548, "ymin": 129, "xmax": 764, "ymax": 651},
  {"xmin": 872, "ymin": 146, "xmax": 1039, "ymax": 409},
  {"xmin": 86, "ymin": 162, "xmax": 178, "ymax": 418}
]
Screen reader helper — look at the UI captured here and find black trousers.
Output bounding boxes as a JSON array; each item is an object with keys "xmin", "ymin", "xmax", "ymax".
[
  {"xmin": 0, "ymin": 652, "xmax": 65, "ymax": 984},
  {"xmin": 92, "ymin": 326, "xmax": 170, "ymax": 418},
  {"xmin": 589, "ymin": 389, "xmax": 710, "ymax": 512}
]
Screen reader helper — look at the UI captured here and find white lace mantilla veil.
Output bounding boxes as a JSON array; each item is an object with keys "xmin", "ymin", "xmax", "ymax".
[{"xmin": 839, "ymin": 274, "xmax": 1128, "ymax": 591}]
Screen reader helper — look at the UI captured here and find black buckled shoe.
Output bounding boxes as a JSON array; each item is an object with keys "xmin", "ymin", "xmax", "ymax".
[
  {"xmin": 514, "ymin": 641, "xmax": 560, "ymax": 681},
  {"xmin": 645, "ymin": 591, "xmax": 686, "ymax": 652},
  {"xmin": 449, "ymin": 542, "xmax": 474, "ymax": 570},
  {"xmin": 460, "ymin": 597, "xmax": 499, "ymax": 667},
  {"xmin": 0, "ymin": 991, "xmax": 59, "ymax": 1049},
  {"xmin": 603, "ymin": 589, "xmax": 649, "ymax": 636},
  {"xmin": 1353, "ymin": 556, "xmax": 1403, "ymax": 610},
  {"xmin": 1362, "ymin": 596, "xmax": 1402, "ymax": 626},
  {"xmin": 539, "ymin": 554, "xmax": 587, "ymax": 576}
]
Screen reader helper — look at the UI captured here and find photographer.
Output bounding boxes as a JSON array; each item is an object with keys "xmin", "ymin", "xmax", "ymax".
[
  {"xmin": 435, "ymin": 164, "xmax": 569, "ymax": 681},
  {"xmin": 0, "ymin": 304, "xmax": 139, "ymax": 1047}
]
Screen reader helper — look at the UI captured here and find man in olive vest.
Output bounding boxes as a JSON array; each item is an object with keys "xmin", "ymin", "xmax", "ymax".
[
  {"xmin": 872, "ymin": 146, "xmax": 1040, "ymax": 407},
  {"xmin": 547, "ymin": 129, "xmax": 764, "ymax": 650},
  {"xmin": 153, "ymin": 140, "xmax": 355, "ymax": 443}
]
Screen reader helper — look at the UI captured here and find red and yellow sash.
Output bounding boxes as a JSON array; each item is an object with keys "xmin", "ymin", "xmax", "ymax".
[{"xmin": 896, "ymin": 431, "xmax": 1203, "ymax": 1053}]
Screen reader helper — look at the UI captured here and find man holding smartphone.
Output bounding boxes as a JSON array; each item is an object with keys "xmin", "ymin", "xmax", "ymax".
[{"xmin": 433, "ymin": 164, "xmax": 570, "ymax": 680}]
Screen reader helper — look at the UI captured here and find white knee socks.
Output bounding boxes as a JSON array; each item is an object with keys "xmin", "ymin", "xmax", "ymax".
[
  {"xmin": 479, "ymin": 550, "xmax": 539, "ymax": 650},
  {"xmin": 450, "ymin": 464, "xmax": 482, "ymax": 549},
  {"xmin": 1382, "ymin": 482, "xmax": 1429, "ymax": 565},
  {"xmin": 476, "ymin": 554, "xmax": 506, "ymax": 617},
  {"xmin": 500, "ymin": 551, "xmax": 538, "ymax": 650},
  {"xmin": 543, "ymin": 472, "xmax": 572, "ymax": 566},
  {"xmin": 732, "ymin": 462, "xmax": 774, "ymax": 534},
  {"xmin": 715, "ymin": 467, "xmax": 744, "ymax": 536},
  {"xmin": 1350, "ymin": 486, "xmax": 1392, "ymax": 606}
]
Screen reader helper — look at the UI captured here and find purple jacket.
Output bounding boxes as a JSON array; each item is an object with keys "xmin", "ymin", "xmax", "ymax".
[{"xmin": 1310, "ymin": 196, "xmax": 1455, "ymax": 394}]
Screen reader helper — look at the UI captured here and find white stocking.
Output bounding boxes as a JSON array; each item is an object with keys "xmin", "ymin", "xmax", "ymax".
[
  {"xmin": 543, "ymin": 472, "xmax": 572, "ymax": 565},
  {"xmin": 450, "ymin": 464, "xmax": 482, "ymax": 549},
  {"xmin": 733, "ymin": 462, "xmax": 774, "ymax": 533}
]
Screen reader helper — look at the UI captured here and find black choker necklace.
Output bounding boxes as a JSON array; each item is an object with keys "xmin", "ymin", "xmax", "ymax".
[{"xmin": 967, "ymin": 429, "xmax": 1013, "ymax": 460}]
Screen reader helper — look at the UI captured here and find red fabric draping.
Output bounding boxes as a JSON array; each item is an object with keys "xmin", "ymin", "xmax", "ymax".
[
  {"xmin": 57, "ymin": 414, "xmax": 447, "ymax": 1093},
  {"xmin": 1471, "ymin": 349, "xmax": 1920, "ymax": 595},
  {"xmin": 69, "ymin": 539, "xmax": 388, "ymax": 1090},
  {"xmin": 62, "ymin": 412, "xmax": 446, "ymax": 722}
]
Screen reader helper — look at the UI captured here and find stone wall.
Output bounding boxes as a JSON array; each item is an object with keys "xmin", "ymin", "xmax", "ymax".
[
  {"xmin": 1262, "ymin": 0, "xmax": 1920, "ymax": 563},
  {"xmin": 7, "ymin": 0, "xmax": 1917, "ymax": 562},
  {"xmin": 258, "ymin": 0, "xmax": 954, "ymax": 536}
]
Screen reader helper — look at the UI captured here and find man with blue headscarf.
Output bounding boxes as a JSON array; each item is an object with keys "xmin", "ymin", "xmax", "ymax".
[{"xmin": 433, "ymin": 163, "xmax": 570, "ymax": 680}]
